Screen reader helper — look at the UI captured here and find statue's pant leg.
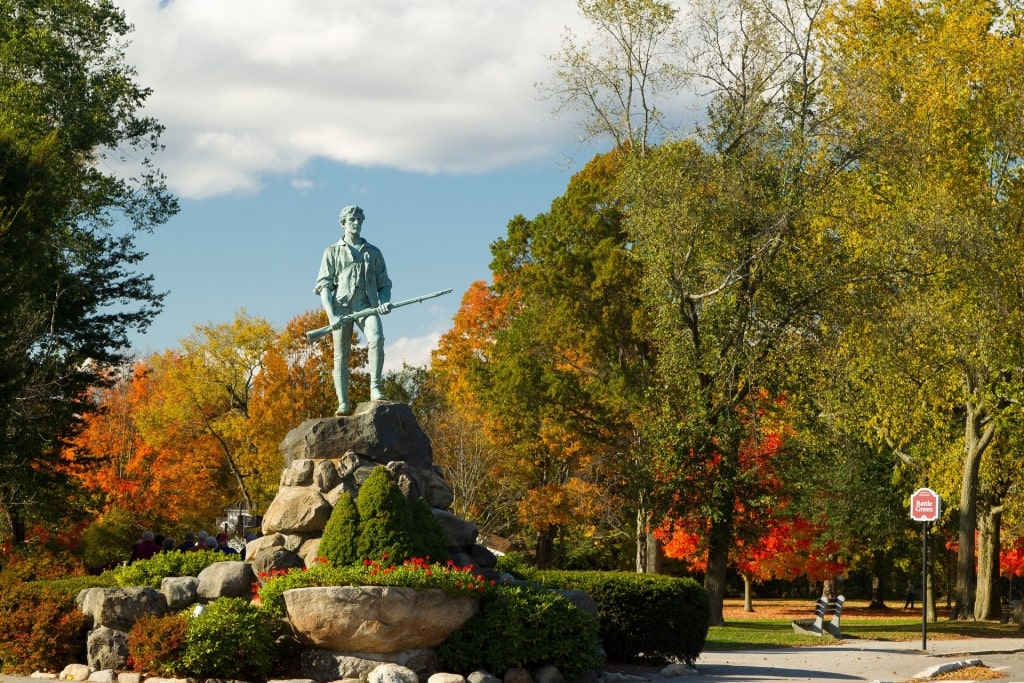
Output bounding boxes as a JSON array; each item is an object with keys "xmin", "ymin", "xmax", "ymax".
[
  {"xmin": 361, "ymin": 314, "xmax": 387, "ymax": 401},
  {"xmin": 331, "ymin": 323, "xmax": 353, "ymax": 413}
]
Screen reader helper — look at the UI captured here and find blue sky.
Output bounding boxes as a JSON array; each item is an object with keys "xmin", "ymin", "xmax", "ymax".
[
  {"xmin": 117, "ymin": 0, "xmax": 602, "ymax": 369},
  {"xmin": 116, "ymin": 0, "xmax": 705, "ymax": 370}
]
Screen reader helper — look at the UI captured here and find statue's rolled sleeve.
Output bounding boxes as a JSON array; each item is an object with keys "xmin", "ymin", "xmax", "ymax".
[{"xmin": 315, "ymin": 248, "xmax": 335, "ymax": 296}]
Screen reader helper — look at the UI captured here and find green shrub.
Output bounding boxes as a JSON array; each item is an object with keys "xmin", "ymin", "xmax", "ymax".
[
  {"xmin": 127, "ymin": 612, "xmax": 188, "ymax": 676},
  {"xmin": 410, "ymin": 496, "xmax": 449, "ymax": 562},
  {"xmin": 0, "ymin": 580, "xmax": 89, "ymax": 674},
  {"xmin": 438, "ymin": 584, "xmax": 602, "ymax": 678},
  {"xmin": 78, "ymin": 507, "xmax": 135, "ymax": 570},
  {"xmin": 533, "ymin": 570, "xmax": 709, "ymax": 664},
  {"xmin": 319, "ymin": 491, "xmax": 360, "ymax": 566},
  {"xmin": 318, "ymin": 466, "xmax": 449, "ymax": 567},
  {"xmin": 112, "ymin": 550, "xmax": 229, "ymax": 588},
  {"xmin": 179, "ymin": 598, "xmax": 274, "ymax": 679},
  {"xmin": 494, "ymin": 553, "xmax": 539, "ymax": 581}
]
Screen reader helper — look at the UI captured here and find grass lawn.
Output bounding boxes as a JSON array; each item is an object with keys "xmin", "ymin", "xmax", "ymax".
[{"xmin": 705, "ymin": 598, "xmax": 1022, "ymax": 650}]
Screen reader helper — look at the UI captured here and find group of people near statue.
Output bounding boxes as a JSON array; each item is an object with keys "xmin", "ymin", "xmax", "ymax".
[{"xmin": 129, "ymin": 529, "xmax": 250, "ymax": 562}]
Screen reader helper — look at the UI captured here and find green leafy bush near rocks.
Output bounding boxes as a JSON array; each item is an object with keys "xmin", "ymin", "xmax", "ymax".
[
  {"xmin": 0, "ymin": 580, "xmax": 90, "ymax": 674},
  {"xmin": 438, "ymin": 584, "xmax": 602, "ymax": 678},
  {"xmin": 179, "ymin": 598, "xmax": 275, "ymax": 680},
  {"xmin": 533, "ymin": 570, "xmax": 710, "ymax": 664},
  {"xmin": 319, "ymin": 466, "xmax": 448, "ymax": 566},
  {"xmin": 111, "ymin": 550, "xmax": 231, "ymax": 588},
  {"xmin": 127, "ymin": 612, "xmax": 188, "ymax": 676}
]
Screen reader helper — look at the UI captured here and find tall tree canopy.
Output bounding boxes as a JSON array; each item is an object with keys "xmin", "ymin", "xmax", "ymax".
[{"xmin": 0, "ymin": 0, "xmax": 177, "ymax": 544}]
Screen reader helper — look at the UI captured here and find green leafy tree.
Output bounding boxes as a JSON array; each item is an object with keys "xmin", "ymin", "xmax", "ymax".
[
  {"xmin": 0, "ymin": 0, "xmax": 177, "ymax": 545},
  {"xmin": 478, "ymin": 150, "xmax": 652, "ymax": 569},
  {"xmin": 820, "ymin": 0, "xmax": 1024, "ymax": 619}
]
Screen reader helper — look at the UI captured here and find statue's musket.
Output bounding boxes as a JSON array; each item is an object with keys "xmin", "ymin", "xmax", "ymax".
[{"xmin": 305, "ymin": 288, "xmax": 454, "ymax": 344}]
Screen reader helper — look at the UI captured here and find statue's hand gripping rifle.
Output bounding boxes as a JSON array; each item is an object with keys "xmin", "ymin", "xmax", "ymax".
[{"xmin": 305, "ymin": 288, "xmax": 453, "ymax": 344}]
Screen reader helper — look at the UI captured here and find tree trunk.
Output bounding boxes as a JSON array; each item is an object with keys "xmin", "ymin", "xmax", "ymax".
[
  {"xmin": 953, "ymin": 395, "xmax": 993, "ymax": 620},
  {"xmin": 535, "ymin": 525, "xmax": 558, "ymax": 569},
  {"xmin": 926, "ymin": 568, "xmax": 937, "ymax": 622},
  {"xmin": 974, "ymin": 504, "xmax": 1002, "ymax": 621},
  {"xmin": 742, "ymin": 573, "xmax": 755, "ymax": 612},
  {"xmin": 868, "ymin": 550, "xmax": 887, "ymax": 608},
  {"xmin": 635, "ymin": 507, "xmax": 662, "ymax": 574},
  {"xmin": 704, "ymin": 513, "xmax": 733, "ymax": 626}
]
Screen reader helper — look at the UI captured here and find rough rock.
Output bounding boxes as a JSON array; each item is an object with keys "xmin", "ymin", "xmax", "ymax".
[
  {"xmin": 281, "ymin": 459, "xmax": 316, "ymax": 487},
  {"xmin": 297, "ymin": 537, "xmax": 323, "ymax": 566},
  {"xmin": 467, "ymin": 671, "xmax": 502, "ymax": 683},
  {"xmin": 197, "ymin": 560, "xmax": 257, "ymax": 600},
  {"xmin": 262, "ymin": 486, "xmax": 333, "ymax": 534},
  {"xmin": 369, "ymin": 663, "xmax": 420, "ymax": 683},
  {"xmin": 250, "ymin": 546, "xmax": 305, "ymax": 576},
  {"xmin": 555, "ymin": 589, "xmax": 599, "ymax": 618},
  {"xmin": 78, "ymin": 587, "xmax": 167, "ymax": 631},
  {"xmin": 86, "ymin": 627, "xmax": 128, "ymax": 671},
  {"xmin": 428, "ymin": 674, "xmax": 467, "ymax": 683},
  {"xmin": 86, "ymin": 670, "xmax": 115, "ymax": 683},
  {"xmin": 466, "ymin": 543, "xmax": 499, "ymax": 570},
  {"xmin": 58, "ymin": 664, "xmax": 92, "ymax": 681},
  {"xmin": 116, "ymin": 673, "xmax": 143, "ymax": 683},
  {"xmin": 533, "ymin": 665, "xmax": 564, "ymax": 683},
  {"xmin": 314, "ymin": 459, "xmax": 341, "ymax": 491},
  {"xmin": 504, "ymin": 668, "xmax": 533, "ymax": 683},
  {"xmin": 432, "ymin": 509, "xmax": 479, "ymax": 548},
  {"xmin": 300, "ymin": 649, "xmax": 438, "ymax": 682},
  {"xmin": 160, "ymin": 576, "xmax": 199, "ymax": 610},
  {"xmin": 424, "ymin": 467, "xmax": 455, "ymax": 510},
  {"xmin": 278, "ymin": 403, "xmax": 433, "ymax": 469},
  {"xmin": 246, "ymin": 532, "xmax": 287, "ymax": 557},
  {"xmin": 284, "ymin": 585, "xmax": 478, "ymax": 652}
]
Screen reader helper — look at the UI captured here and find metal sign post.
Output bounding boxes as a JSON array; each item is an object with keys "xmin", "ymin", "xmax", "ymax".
[{"xmin": 910, "ymin": 479, "xmax": 941, "ymax": 651}]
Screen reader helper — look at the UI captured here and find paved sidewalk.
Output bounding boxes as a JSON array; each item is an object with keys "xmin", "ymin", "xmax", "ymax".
[{"xmin": 635, "ymin": 637, "xmax": 1024, "ymax": 683}]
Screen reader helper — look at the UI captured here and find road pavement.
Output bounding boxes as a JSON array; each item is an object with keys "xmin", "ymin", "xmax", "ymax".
[{"xmin": 610, "ymin": 637, "xmax": 1024, "ymax": 683}]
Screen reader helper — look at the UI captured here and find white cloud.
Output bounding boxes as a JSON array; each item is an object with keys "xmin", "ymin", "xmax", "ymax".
[
  {"xmin": 118, "ymin": 0, "xmax": 587, "ymax": 199},
  {"xmin": 384, "ymin": 332, "xmax": 442, "ymax": 372}
]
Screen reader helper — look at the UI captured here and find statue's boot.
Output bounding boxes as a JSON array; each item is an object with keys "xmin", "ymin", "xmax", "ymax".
[{"xmin": 369, "ymin": 345, "xmax": 387, "ymax": 401}]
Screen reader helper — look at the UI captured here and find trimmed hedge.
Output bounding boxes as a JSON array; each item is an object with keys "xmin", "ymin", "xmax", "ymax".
[
  {"xmin": 438, "ymin": 584, "xmax": 602, "ymax": 677},
  {"xmin": 532, "ymin": 570, "xmax": 709, "ymax": 665}
]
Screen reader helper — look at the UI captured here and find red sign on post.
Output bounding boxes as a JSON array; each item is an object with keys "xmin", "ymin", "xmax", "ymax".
[{"xmin": 910, "ymin": 488, "xmax": 941, "ymax": 522}]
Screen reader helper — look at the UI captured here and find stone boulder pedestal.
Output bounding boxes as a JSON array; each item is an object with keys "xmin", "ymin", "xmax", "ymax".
[{"xmin": 283, "ymin": 585, "xmax": 479, "ymax": 653}]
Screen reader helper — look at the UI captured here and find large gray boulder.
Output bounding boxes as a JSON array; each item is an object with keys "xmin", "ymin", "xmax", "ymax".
[
  {"xmin": 432, "ymin": 509, "xmax": 478, "ymax": 548},
  {"xmin": 87, "ymin": 627, "xmax": 128, "ymax": 671},
  {"xmin": 262, "ymin": 485, "xmax": 333, "ymax": 534},
  {"xmin": 78, "ymin": 587, "xmax": 167, "ymax": 631},
  {"xmin": 300, "ymin": 649, "xmax": 438, "ymax": 682},
  {"xmin": 197, "ymin": 560, "xmax": 257, "ymax": 600},
  {"xmin": 283, "ymin": 585, "xmax": 478, "ymax": 653},
  {"xmin": 161, "ymin": 576, "xmax": 199, "ymax": 610},
  {"xmin": 279, "ymin": 403, "xmax": 433, "ymax": 469}
]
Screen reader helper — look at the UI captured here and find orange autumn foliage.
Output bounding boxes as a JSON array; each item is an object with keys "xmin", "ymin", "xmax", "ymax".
[{"xmin": 61, "ymin": 362, "xmax": 226, "ymax": 528}]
